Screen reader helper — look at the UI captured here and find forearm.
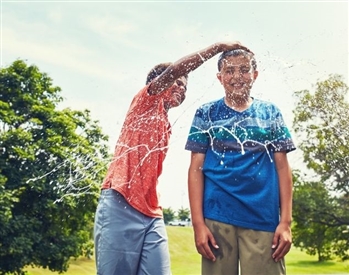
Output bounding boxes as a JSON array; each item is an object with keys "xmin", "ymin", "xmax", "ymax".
[
  {"xmin": 279, "ymin": 171, "xmax": 293, "ymax": 225},
  {"xmin": 168, "ymin": 43, "xmax": 222, "ymax": 79},
  {"xmin": 169, "ymin": 42, "xmax": 251, "ymax": 80},
  {"xmin": 151, "ymin": 41, "xmax": 250, "ymax": 94},
  {"xmin": 188, "ymin": 154, "xmax": 206, "ymax": 227},
  {"xmin": 188, "ymin": 168, "xmax": 205, "ymax": 226},
  {"xmin": 275, "ymin": 153, "xmax": 293, "ymax": 225}
]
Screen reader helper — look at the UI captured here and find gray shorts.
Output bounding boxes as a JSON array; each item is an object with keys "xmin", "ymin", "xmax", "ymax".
[
  {"xmin": 202, "ymin": 219, "xmax": 286, "ymax": 275},
  {"xmin": 94, "ymin": 189, "xmax": 171, "ymax": 275}
]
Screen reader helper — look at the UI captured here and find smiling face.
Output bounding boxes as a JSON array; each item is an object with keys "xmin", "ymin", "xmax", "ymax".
[
  {"xmin": 163, "ymin": 76, "xmax": 187, "ymax": 110},
  {"xmin": 217, "ymin": 54, "xmax": 258, "ymax": 102}
]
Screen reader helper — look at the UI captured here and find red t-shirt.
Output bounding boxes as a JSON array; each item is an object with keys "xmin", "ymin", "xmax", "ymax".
[{"xmin": 101, "ymin": 85, "xmax": 171, "ymax": 218}]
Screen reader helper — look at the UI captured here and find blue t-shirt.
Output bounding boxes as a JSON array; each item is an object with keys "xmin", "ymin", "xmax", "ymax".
[{"xmin": 185, "ymin": 97, "xmax": 296, "ymax": 232}]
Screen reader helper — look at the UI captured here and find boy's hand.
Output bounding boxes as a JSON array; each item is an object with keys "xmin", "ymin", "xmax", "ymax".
[
  {"xmin": 271, "ymin": 222, "xmax": 292, "ymax": 262},
  {"xmin": 217, "ymin": 41, "xmax": 254, "ymax": 54},
  {"xmin": 193, "ymin": 224, "xmax": 219, "ymax": 262}
]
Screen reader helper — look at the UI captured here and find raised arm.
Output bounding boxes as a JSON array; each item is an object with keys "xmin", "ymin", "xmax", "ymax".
[{"xmin": 148, "ymin": 42, "xmax": 252, "ymax": 95}]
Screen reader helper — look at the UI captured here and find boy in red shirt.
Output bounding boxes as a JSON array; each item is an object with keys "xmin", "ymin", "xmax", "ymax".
[{"xmin": 94, "ymin": 41, "xmax": 251, "ymax": 275}]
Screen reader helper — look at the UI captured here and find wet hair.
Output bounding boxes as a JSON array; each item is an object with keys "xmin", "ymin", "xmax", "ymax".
[
  {"xmin": 146, "ymin": 62, "xmax": 188, "ymax": 84},
  {"xmin": 146, "ymin": 62, "xmax": 171, "ymax": 84},
  {"xmin": 217, "ymin": 49, "xmax": 257, "ymax": 72}
]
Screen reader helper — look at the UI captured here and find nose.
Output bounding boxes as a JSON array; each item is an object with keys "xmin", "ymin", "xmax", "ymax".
[
  {"xmin": 232, "ymin": 70, "xmax": 242, "ymax": 79},
  {"xmin": 179, "ymin": 85, "xmax": 186, "ymax": 93},
  {"xmin": 174, "ymin": 83, "xmax": 186, "ymax": 94}
]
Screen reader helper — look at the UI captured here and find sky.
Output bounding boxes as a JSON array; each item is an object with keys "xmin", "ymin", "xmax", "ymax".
[{"xmin": 1, "ymin": 0, "xmax": 348, "ymax": 211}]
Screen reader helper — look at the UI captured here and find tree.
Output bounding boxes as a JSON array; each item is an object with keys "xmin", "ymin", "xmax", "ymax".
[
  {"xmin": 163, "ymin": 207, "xmax": 175, "ymax": 224},
  {"xmin": 0, "ymin": 60, "xmax": 110, "ymax": 274},
  {"xmin": 292, "ymin": 175, "xmax": 343, "ymax": 261},
  {"xmin": 293, "ymin": 74, "xmax": 349, "ymax": 195},
  {"xmin": 292, "ymin": 75, "xmax": 349, "ymax": 261},
  {"xmin": 177, "ymin": 207, "xmax": 190, "ymax": 221}
]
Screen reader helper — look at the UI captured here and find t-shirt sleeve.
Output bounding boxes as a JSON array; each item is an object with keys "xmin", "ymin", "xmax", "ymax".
[
  {"xmin": 270, "ymin": 109, "xmax": 296, "ymax": 153},
  {"xmin": 185, "ymin": 107, "xmax": 209, "ymax": 154}
]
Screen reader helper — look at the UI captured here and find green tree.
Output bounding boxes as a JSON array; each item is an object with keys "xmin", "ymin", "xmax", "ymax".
[
  {"xmin": 292, "ymin": 177, "xmax": 340, "ymax": 261},
  {"xmin": 177, "ymin": 207, "xmax": 190, "ymax": 221},
  {"xmin": 292, "ymin": 75, "xmax": 349, "ymax": 261},
  {"xmin": 293, "ymin": 74, "xmax": 349, "ymax": 195},
  {"xmin": 163, "ymin": 207, "xmax": 175, "ymax": 224},
  {"xmin": 0, "ymin": 60, "xmax": 110, "ymax": 274}
]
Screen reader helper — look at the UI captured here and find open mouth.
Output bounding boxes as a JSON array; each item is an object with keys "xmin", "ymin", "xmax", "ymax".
[{"xmin": 231, "ymin": 83, "xmax": 245, "ymax": 89}]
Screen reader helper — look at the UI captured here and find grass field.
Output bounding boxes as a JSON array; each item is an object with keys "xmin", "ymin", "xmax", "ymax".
[{"xmin": 25, "ymin": 226, "xmax": 349, "ymax": 275}]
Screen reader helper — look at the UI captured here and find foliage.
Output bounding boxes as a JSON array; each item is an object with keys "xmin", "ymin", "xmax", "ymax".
[
  {"xmin": 292, "ymin": 74, "xmax": 349, "ymax": 195},
  {"xmin": 292, "ymin": 75, "xmax": 349, "ymax": 261},
  {"xmin": 163, "ymin": 207, "xmax": 191, "ymax": 224},
  {"xmin": 177, "ymin": 207, "xmax": 190, "ymax": 221},
  {"xmin": 163, "ymin": 207, "xmax": 175, "ymax": 224},
  {"xmin": 0, "ymin": 60, "xmax": 110, "ymax": 274},
  {"xmin": 292, "ymin": 175, "xmax": 348, "ymax": 261}
]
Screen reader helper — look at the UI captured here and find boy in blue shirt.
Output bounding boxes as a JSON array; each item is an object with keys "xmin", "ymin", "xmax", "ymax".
[{"xmin": 185, "ymin": 49, "xmax": 296, "ymax": 275}]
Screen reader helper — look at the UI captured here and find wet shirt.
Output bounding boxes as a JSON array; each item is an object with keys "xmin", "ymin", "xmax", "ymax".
[
  {"xmin": 185, "ymin": 97, "xmax": 296, "ymax": 232},
  {"xmin": 101, "ymin": 85, "xmax": 171, "ymax": 218}
]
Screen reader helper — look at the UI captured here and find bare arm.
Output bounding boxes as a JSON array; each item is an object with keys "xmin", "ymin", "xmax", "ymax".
[
  {"xmin": 149, "ymin": 42, "xmax": 252, "ymax": 95},
  {"xmin": 188, "ymin": 152, "xmax": 206, "ymax": 227},
  {"xmin": 272, "ymin": 151, "xmax": 293, "ymax": 262},
  {"xmin": 188, "ymin": 152, "xmax": 218, "ymax": 262}
]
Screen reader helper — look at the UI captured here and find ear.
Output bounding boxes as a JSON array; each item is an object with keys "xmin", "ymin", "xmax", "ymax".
[
  {"xmin": 253, "ymin": 70, "xmax": 258, "ymax": 80},
  {"xmin": 216, "ymin": 72, "xmax": 223, "ymax": 83}
]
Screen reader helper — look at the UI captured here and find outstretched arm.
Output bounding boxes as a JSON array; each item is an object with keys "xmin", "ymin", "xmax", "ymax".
[{"xmin": 148, "ymin": 42, "xmax": 252, "ymax": 95}]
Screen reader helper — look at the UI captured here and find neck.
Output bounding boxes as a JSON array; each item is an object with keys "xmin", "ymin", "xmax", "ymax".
[{"xmin": 225, "ymin": 96, "xmax": 252, "ymax": 111}]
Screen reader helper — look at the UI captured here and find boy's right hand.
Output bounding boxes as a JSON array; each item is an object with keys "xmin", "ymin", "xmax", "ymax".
[
  {"xmin": 193, "ymin": 224, "xmax": 219, "ymax": 262},
  {"xmin": 217, "ymin": 41, "xmax": 253, "ymax": 54}
]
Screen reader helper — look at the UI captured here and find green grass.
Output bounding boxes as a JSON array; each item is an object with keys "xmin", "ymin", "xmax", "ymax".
[
  {"xmin": 25, "ymin": 226, "xmax": 349, "ymax": 275},
  {"xmin": 286, "ymin": 248, "xmax": 349, "ymax": 274}
]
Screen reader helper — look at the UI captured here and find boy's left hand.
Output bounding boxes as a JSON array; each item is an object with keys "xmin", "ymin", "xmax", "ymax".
[{"xmin": 271, "ymin": 222, "xmax": 292, "ymax": 262}]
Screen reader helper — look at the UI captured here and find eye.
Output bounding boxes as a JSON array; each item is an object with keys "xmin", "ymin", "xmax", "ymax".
[
  {"xmin": 240, "ymin": 67, "xmax": 251, "ymax": 73},
  {"xmin": 176, "ymin": 80, "xmax": 187, "ymax": 91}
]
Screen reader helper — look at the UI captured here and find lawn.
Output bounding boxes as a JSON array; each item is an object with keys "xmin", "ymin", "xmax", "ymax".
[{"xmin": 25, "ymin": 226, "xmax": 349, "ymax": 275}]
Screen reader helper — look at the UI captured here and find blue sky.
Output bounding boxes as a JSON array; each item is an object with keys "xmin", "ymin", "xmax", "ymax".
[{"xmin": 1, "ymin": 0, "xmax": 348, "ymax": 211}]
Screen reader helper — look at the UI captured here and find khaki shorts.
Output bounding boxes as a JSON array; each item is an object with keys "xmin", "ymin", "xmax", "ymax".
[{"xmin": 202, "ymin": 219, "xmax": 286, "ymax": 275}]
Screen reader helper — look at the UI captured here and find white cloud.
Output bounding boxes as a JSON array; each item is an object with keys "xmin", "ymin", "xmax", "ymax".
[{"xmin": 2, "ymin": 20, "xmax": 127, "ymax": 82}]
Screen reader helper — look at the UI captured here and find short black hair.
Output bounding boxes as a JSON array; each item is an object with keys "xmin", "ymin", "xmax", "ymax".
[
  {"xmin": 217, "ymin": 49, "xmax": 257, "ymax": 71},
  {"xmin": 146, "ymin": 62, "xmax": 189, "ymax": 85},
  {"xmin": 146, "ymin": 62, "xmax": 172, "ymax": 84}
]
